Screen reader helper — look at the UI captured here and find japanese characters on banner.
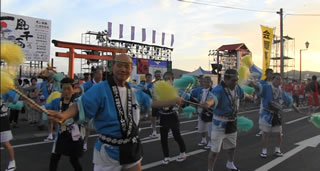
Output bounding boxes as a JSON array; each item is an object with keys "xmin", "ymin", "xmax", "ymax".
[
  {"xmin": 0, "ymin": 12, "xmax": 51, "ymax": 62},
  {"xmin": 107, "ymin": 22, "xmax": 174, "ymax": 46},
  {"xmin": 137, "ymin": 58, "xmax": 149, "ymax": 74},
  {"xmin": 131, "ymin": 58, "xmax": 168, "ymax": 83},
  {"xmin": 260, "ymin": 25, "xmax": 274, "ymax": 80}
]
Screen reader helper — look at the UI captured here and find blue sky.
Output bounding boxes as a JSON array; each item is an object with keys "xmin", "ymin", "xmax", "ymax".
[{"xmin": 3, "ymin": 0, "xmax": 320, "ymax": 73}]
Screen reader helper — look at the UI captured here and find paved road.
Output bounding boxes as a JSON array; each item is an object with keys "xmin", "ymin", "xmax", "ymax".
[{"xmin": 1, "ymin": 106, "xmax": 320, "ymax": 171}]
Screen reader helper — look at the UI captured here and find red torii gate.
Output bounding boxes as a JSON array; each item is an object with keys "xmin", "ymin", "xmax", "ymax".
[{"xmin": 52, "ymin": 39, "xmax": 128, "ymax": 78}]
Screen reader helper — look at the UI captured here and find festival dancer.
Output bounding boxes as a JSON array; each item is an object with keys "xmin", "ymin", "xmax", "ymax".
[
  {"xmin": 148, "ymin": 70, "xmax": 162, "ymax": 137},
  {"xmin": 75, "ymin": 67, "xmax": 103, "ymax": 151},
  {"xmin": 190, "ymin": 76, "xmax": 204, "ymax": 130},
  {"xmin": 256, "ymin": 68, "xmax": 273, "ymax": 137},
  {"xmin": 140, "ymin": 73, "xmax": 153, "ymax": 121},
  {"xmin": 1, "ymin": 90, "xmax": 19, "ymax": 171},
  {"xmin": 48, "ymin": 54, "xmax": 143, "ymax": 171},
  {"xmin": 252, "ymin": 73, "xmax": 302, "ymax": 158},
  {"xmin": 77, "ymin": 67, "xmax": 103, "ymax": 94},
  {"xmin": 208, "ymin": 69, "xmax": 252, "ymax": 171},
  {"xmin": 41, "ymin": 77, "xmax": 84, "ymax": 171},
  {"xmin": 195, "ymin": 76, "xmax": 215, "ymax": 149},
  {"xmin": 35, "ymin": 75, "xmax": 55, "ymax": 141},
  {"xmin": 152, "ymin": 72, "xmax": 188, "ymax": 164}
]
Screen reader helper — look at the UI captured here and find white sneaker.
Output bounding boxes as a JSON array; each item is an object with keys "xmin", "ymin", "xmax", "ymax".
[
  {"xmin": 176, "ymin": 152, "xmax": 187, "ymax": 162},
  {"xmin": 168, "ymin": 131, "xmax": 173, "ymax": 137},
  {"xmin": 5, "ymin": 167, "xmax": 16, "ymax": 171},
  {"xmin": 5, "ymin": 160, "xmax": 16, "ymax": 171},
  {"xmin": 204, "ymin": 142, "xmax": 212, "ymax": 149},
  {"xmin": 198, "ymin": 139, "xmax": 207, "ymax": 146},
  {"xmin": 256, "ymin": 131, "xmax": 263, "ymax": 137},
  {"xmin": 44, "ymin": 135, "xmax": 53, "ymax": 142},
  {"xmin": 162, "ymin": 157, "xmax": 170, "ymax": 165},
  {"xmin": 83, "ymin": 143, "xmax": 87, "ymax": 151},
  {"xmin": 149, "ymin": 132, "xmax": 157, "ymax": 137},
  {"xmin": 274, "ymin": 151, "xmax": 283, "ymax": 157}
]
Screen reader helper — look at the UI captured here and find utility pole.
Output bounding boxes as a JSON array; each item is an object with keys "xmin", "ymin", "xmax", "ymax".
[
  {"xmin": 277, "ymin": 8, "xmax": 284, "ymax": 78},
  {"xmin": 217, "ymin": 50, "xmax": 221, "ymax": 82}
]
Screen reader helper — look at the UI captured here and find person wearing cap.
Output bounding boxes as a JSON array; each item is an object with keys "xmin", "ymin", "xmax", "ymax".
[
  {"xmin": 47, "ymin": 54, "xmax": 143, "ymax": 171},
  {"xmin": 208, "ymin": 69, "xmax": 252, "ymax": 171}
]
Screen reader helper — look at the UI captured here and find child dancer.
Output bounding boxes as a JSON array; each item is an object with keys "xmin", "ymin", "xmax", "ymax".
[{"xmin": 43, "ymin": 77, "xmax": 84, "ymax": 171}]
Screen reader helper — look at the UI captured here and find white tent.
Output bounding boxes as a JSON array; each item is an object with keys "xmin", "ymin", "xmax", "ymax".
[{"xmin": 184, "ymin": 67, "xmax": 211, "ymax": 76}]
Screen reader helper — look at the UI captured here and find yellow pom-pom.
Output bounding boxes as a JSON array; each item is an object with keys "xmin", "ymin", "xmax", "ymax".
[
  {"xmin": 153, "ymin": 80, "xmax": 178, "ymax": 101},
  {"xmin": 47, "ymin": 91, "xmax": 61, "ymax": 103},
  {"xmin": 1, "ymin": 41, "xmax": 25, "ymax": 66},
  {"xmin": 241, "ymin": 55, "xmax": 253, "ymax": 67},
  {"xmin": 1, "ymin": 71, "xmax": 15, "ymax": 94},
  {"xmin": 2, "ymin": 67, "xmax": 17, "ymax": 78},
  {"xmin": 238, "ymin": 65, "xmax": 250, "ymax": 85}
]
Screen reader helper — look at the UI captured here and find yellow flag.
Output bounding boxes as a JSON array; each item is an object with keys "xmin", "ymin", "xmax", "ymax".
[{"xmin": 260, "ymin": 25, "xmax": 274, "ymax": 80}]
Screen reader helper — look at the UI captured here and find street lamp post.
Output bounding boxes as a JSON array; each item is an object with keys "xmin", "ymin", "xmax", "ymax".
[{"xmin": 299, "ymin": 41, "xmax": 309, "ymax": 82}]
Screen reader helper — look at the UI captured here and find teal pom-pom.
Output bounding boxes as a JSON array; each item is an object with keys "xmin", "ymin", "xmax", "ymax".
[
  {"xmin": 241, "ymin": 85, "xmax": 255, "ymax": 95},
  {"xmin": 183, "ymin": 106, "xmax": 196, "ymax": 118},
  {"xmin": 173, "ymin": 75, "xmax": 196, "ymax": 90},
  {"xmin": 237, "ymin": 116, "xmax": 254, "ymax": 132},
  {"xmin": 8, "ymin": 101, "xmax": 24, "ymax": 110},
  {"xmin": 310, "ymin": 113, "xmax": 320, "ymax": 128}
]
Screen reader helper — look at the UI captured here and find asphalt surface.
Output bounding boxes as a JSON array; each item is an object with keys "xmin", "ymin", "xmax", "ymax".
[{"xmin": 1, "ymin": 105, "xmax": 320, "ymax": 171}]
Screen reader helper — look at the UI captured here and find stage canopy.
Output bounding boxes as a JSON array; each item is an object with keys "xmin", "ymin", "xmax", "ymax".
[{"xmin": 184, "ymin": 67, "xmax": 211, "ymax": 76}]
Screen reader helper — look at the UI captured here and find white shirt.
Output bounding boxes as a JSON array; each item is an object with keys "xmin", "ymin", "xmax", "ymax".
[
  {"xmin": 118, "ymin": 87, "xmax": 127, "ymax": 116},
  {"xmin": 117, "ymin": 86, "xmax": 140, "ymax": 125},
  {"xmin": 198, "ymin": 88, "xmax": 210, "ymax": 113}
]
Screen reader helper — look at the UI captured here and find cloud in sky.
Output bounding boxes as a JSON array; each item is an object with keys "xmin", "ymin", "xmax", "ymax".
[{"xmin": 2, "ymin": 0, "xmax": 320, "ymax": 73}]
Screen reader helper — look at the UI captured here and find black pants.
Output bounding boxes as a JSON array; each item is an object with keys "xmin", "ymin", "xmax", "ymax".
[
  {"xmin": 293, "ymin": 95, "xmax": 300, "ymax": 107},
  {"xmin": 49, "ymin": 153, "xmax": 82, "ymax": 171},
  {"xmin": 160, "ymin": 114, "xmax": 186, "ymax": 158},
  {"xmin": 9, "ymin": 109, "xmax": 19, "ymax": 124}
]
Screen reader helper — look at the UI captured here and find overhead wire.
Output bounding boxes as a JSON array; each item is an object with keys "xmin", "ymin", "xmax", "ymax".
[
  {"xmin": 177, "ymin": 0, "xmax": 276, "ymax": 13},
  {"xmin": 178, "ymin": 0, "xmax": 320, "ymax": 16}
]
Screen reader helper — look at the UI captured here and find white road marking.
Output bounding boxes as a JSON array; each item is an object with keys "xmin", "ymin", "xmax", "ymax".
[
  {"xmin": 0, "ymin": 108, "xmax": 260, "ymax": 150},
  {"xmin": 285, "ymin": 116, "xmax": 310, "ymax": 125},
  {"xmin": 0, "ymin": 130, "xmax": 198, "ymax": 150},
  {"xmin": 141, "ymin": 149, "xmax": 207, "ymax": 170},
  {"xmin": 255, "ymin": 135, "xmax": 320, "ymax": 171},
  {"xmin": 142, "ymin": 131, "xmax": 198, "ymax": 144}
]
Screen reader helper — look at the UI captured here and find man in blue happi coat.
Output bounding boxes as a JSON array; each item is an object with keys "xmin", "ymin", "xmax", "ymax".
[
  {"xmin": 253, "ymin": 73, "xmax": 302, "ymax": 158},
  {"xmin": 208, "ymin": 69, "xmax": 252, "ymax": 171},
  {"xmin": 48, "ymin": 54, "xmax": 142, "ymax": 171},
  {"xmin": 256, "ymin": 68, "xmax": 273, "ymax": 137}
]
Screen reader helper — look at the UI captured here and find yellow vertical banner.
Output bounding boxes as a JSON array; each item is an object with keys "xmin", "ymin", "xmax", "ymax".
[{"xmin": 260, "ymin": 25, "xmax": 274, "ymax": 80}]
